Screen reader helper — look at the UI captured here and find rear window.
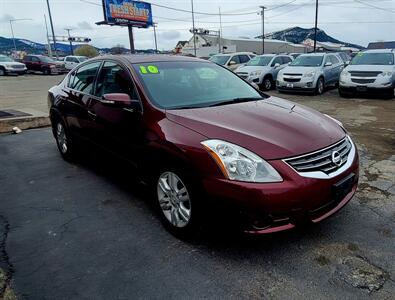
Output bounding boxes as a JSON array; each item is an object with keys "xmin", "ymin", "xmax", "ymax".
[{"xmin": 351, "ymin": 52, "xmax": 394, "ymax": 65}]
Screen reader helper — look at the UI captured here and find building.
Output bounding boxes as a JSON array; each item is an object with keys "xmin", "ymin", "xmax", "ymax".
[
  {"xmin": 368, "ymin": 41, "xmax": 395, "ymax": 50},
  {"xmin": 178, "ymin": 30, "xmax": 308, "ymax": 57},
  {"xmin": 303, "ymin": 39, "xmax": 360, "ymax": 53}
]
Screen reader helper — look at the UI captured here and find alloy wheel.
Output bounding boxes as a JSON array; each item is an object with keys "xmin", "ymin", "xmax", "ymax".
[
  {"xmin": 264, "ymin": 78, "xmax": 272, "ymax": 90},
  {"xmin": 317, "ymin": 79, "xmax": 324, "ymax": 94},
  {"xmin": 157, "ymin": 172, "xmax": 192, "ymax": 228},
  {"xmin": 56, "ymin": 122, "xmax": 68, "ymax": 154}
]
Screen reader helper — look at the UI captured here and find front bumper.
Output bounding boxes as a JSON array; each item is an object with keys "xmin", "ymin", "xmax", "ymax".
[
  {"xmin": 5, "ymin": 67, "xmax": 27, "ymax": 74},
  {"xmin": 276, "ymin": 78, "xmax": 316, "ymax": 92},
  {"xmin": 202, "ymin": 142, "xmax": 359, "ymax": 234},
  {"xmin": 339, "ymin": 79, "xmax": 394, "ymax": 94}
]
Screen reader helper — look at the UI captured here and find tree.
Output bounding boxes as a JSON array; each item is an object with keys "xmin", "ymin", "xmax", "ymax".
[
  {"xmin": 111, "ymin": 44, "xmax": 126, "ymax": 55},
  {"xmin": 74, "ymin": 44, "xmax": 98, "ymax": 58}
]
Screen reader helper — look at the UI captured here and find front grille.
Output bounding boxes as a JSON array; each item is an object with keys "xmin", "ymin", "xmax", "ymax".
[
  {"xmin": 12, "ymin": 65, "xmax": 25, "ymax": 69},
  {"xmin": 284, "ymin": 137, "xmax": 352, "ymax": 174},
  {"xmin": 351, "ymin": 78, "xmax": 375, "ymax": 84},
  {"xmin": 284, "ymin": 78, "xmax": 301, "ymax": 82},
  {"xmin": 283, "ymin": 73, "xmax": 303, "ymax": 76},
  {"xmin": 349, "ymin": 71, "xmax": 381, "ymax": 77}
]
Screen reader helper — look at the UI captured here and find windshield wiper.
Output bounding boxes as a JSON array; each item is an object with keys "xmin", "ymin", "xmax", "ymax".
[{"xmin": 207, "ymin": 97, "xmax": 264, "ymax": 107}]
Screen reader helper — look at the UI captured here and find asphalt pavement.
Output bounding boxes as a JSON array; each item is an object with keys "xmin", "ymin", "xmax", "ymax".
[{"xmin": 1, "ymin": 128, "xmax": 394, "ymax": 300}]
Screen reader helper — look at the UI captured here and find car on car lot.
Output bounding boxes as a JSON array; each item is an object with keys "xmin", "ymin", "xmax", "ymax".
[
  {"xmin": 209, "ymin": 52, "xmax": 256, "ymax": 71},
  {"xmin": 339, "ymin": 49, "xmax": 395, "ymax": 98},
  {"xmin": 277, "ymin": 53, "xmax": 344, "ymax": 95},
  {"xmin": 48, "ymin": 55, "xmax": 359, "ymax": 238},
  {"xmin": 235, "ymin": 54, "xmax": 293, "ymax": 90},
  {"xmin": 64, "ymin": 55, "xmax": 88, "ymax": 70},
  {"xmin": 0, "ymin": 54, "xmax": 27, "ymax": 76},
  {"xmin": 23, "ymin": 55, "xmax": 67, "ymax": 75}
]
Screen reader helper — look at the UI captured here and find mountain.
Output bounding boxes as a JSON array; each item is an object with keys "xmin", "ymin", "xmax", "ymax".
[
  {"xmin": 257, "ymin": 27, "xmax": 363, "ymax": 49},
  {"xmin": 0, "ymin": 37, "xmax": 158, "ymax": 55}
]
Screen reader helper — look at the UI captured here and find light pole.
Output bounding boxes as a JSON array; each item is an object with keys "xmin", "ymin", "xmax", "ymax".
[
  {"xmin": 9, "ymin": 19, "xmax": 32, "ymax": 53},
  {"xmin": 65, "ymin": 28, "xmax": 73, "ymax": 55},
  {"xmin": 259, "ymin": 6, "xmax": 266, "ymax": 54},
  {"xmin": 46, "ymin": 0, "xmax": 58, "ymax": 58},
  {"xmin": 153, "ymin": 22, "xmax": 158, "ymax": 53},
  {"xmin": 313, "ymin": 0, "xmax": 319, "ymax": 52},
  {"xmin": 191, "ymin": 0, "xmax": 197, "ymax": 56}
]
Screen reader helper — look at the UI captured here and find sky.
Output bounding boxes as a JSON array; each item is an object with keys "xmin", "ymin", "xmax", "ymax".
[{"xmin": 0, "ymin": 0, "xmax": 394, "ymax": 50}]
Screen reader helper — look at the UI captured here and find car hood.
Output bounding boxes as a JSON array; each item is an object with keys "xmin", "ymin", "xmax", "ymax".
[
  {"xmin": 280, "ymin": 66, "xmax": 320, "ymax": 74},
  {"xmin": 1, "ymin": 61, "xmax": 25, "ymax": 67},
  {"xmin": 166, "ymin": 96, "xmax": 345, "ymax": 160},
  {"xmin": 235, "ymin": 66, "xmax": 271, "ymax": 74},
  {"xmin": 345, "ymin": 64, "xmax": 394, "ymax": 72}
]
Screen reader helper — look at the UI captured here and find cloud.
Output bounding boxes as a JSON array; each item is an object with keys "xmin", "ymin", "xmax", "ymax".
[
  {"xmin": 0, "ymin": 14, "xmax": 14, "ymax": 22},
  {"xmin": 77, "ymin": 21, "xmax": 93, "ymax": 30},
  {"xmin": 158, "ymin": 30, "xmax": 181, "ymax": 40}
]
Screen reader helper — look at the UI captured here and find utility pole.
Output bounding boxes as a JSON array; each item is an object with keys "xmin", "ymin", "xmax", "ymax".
[
  {"xmin": 128, "ymin": 26, "xmax": 135, "ymax": 54},
  {"xmin": 8, "ymin": 19, "xmax": 32, "ymax": 53},
  {"xmin": 46, "ymin": 0, "xmax": 58, "ymax": 58},
  {"xmin": 218, "ymin": 7, "xmax": 223, "ymax": 54},
  {"xmin": 44, "ymin": 15, "xmax": 52, "ymax": 57},
  {"xmin": 259, "ymin": 6, "xmax": 266, "ymax": 54},
  {"xmin": 313, "ymin": 0, "xmax": 319, "ymax": 52},
  {"xmin": 191, "ymin": 0, "xmax": 197, "ymax": 56},
  {"xmin": 153, "ymin": 23, "xmax": 158, "ymax": 53},
  {"xmin": 65, "ymin": 28, "xmax": 73, "ymax": 55}
]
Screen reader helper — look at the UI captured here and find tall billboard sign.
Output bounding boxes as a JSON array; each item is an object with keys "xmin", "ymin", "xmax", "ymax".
[{"xmin": 102, "ymin": 0, "xmax": 153, "ymax": 28}]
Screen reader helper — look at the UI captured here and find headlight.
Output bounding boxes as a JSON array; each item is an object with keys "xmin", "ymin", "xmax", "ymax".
[
  {"xmin": 303, "ymin": 71, "xmax": 316, "ymax": 78},
  {"xmin": 379, "ymin": 71, "xmax": 392, "ymax": 77},
  {"xmin": 201, "ymin": 140, "xmax": 283, "ymax": 183},
  {"xmin": 341, "ymin": 70, "xmax": 350, "ymax": 77},
  {"xmin": 250, "ymin": 71, "xmax": 262, "ymax": 76},
  {"xmin": 49, "ymin": 65, "xmax": 56, "ymax": 68}
]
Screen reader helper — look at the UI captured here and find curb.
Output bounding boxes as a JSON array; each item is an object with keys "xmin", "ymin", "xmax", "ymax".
[{"xmin": 0, "ymin": 116, "xmax": 50, "ymax": 133}]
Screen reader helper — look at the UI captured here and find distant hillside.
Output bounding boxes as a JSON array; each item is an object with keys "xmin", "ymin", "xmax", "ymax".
[
  {"xmin": 257, "ymin": 27, "xmax": 363, "ymax": 49},
  {"xmin": 0, "ymin": 37, "xmax": 157, "ymax": 55}
]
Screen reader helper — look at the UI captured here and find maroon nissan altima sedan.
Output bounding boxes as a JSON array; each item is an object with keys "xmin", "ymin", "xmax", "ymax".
[{"xmin": 48, "ymin": 55, "xmax": 359, "ymax": 237}]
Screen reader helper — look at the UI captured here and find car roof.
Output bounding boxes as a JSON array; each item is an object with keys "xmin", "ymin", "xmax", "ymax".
[
  {"xmin": 96, "ymin": 54, "xmax": 208, "ymax": 64},
  {"xmin": 212, "ymin": 52, "xmax": 254, "ymax": 56},
  {"xmin": 363, "ymin": 49, "xmax": 395, "ymax": 53}
]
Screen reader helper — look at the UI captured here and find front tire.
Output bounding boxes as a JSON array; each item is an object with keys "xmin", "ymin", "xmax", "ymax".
[
  {"xmin": 43, "ymin": 68, "xmax": 51, "ymax": 75},
  {"xmin": 53, "ymin": 119, "xmax": 76, "ymax": 161},
  {"xmin": 0, "ymin": 67, "xmax": 6, "ymax": 76},
  {"xmin": 315, "ymin": 77, "xmax": 325, "ymax": 95},
  {"xmin": 260, "ymin": 76, "xmax": 273, "ymax": 91},
  {"xmin": 156, "ymin": 170, "xmax": 202, "ymax": 239}
]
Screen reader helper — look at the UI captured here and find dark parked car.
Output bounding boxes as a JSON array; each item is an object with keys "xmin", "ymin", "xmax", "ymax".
[
  {"xmin": 23, "ymin": 55, "xmax": 66, "ymax": 75},
  {"xmin": 48, "ymin": 55, "xmax": 359, "ymax": 238}
]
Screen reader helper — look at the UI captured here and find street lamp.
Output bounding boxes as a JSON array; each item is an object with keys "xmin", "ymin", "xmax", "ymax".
[{"xmin": 9, "ymin": 18, "xmax": 32, "ymax": 52}]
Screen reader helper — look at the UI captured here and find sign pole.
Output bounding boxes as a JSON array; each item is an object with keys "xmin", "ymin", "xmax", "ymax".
[{"xmin": 128, "ymin": 25, "xmax": 135, "ymax": 54}]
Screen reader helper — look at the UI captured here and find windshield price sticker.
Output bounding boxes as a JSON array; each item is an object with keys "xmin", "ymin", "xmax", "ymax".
[{"xmin": 139, "ymin": 65, "xmax": 159, "ymax": 74}]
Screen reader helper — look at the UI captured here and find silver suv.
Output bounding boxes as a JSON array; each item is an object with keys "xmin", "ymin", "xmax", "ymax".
[
  {"xmin": 208, "ymin": 52, "xmax": 256, "ymax": 71},
  {"xmin": 234, "ymin": 54, "xmax": 293, "ymax": 90},
  {"xmin": 277, "ymin": 53, "xmax": 344, "ymax": 95},
  {"xmin": 339, "ymin": 49, "xmax": 395, "ymax": 98}
]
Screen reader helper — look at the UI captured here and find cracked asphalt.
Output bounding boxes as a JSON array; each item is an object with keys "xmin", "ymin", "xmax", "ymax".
[{"xmin": 0, "ymin": 87, "xmax": 395, "ymax": 299}]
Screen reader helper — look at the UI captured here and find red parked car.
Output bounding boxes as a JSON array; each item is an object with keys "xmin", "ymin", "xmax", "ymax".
[
  {"xmin": 23, "ymin": 55, "xmax": 66, "ymax": 75},
  {"xmin": 48, "ymin": 55, "xmax": 359, "ymax": 237}
]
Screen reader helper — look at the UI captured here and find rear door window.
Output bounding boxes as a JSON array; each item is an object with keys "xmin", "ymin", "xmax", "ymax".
[{"xmin": 69, "ymin": 61, "xmax": 101, "ymax": 94}]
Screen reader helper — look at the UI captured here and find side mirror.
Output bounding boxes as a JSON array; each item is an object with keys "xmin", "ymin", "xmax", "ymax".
[
  {"xmin": 228, "ymin": 61, "xmax": 236, "ymax": 66},
  {"xmin": 324, "ymin": 62, "xmax": 333, "ymax": 67},
  {"xmin": 274, "ymin": 63, "xmax": 281, "ymax": 68},
  {"xmin": 345, "ymin": 60, "xmax": 350, "ymax": 66},
  {"xmin": 102, "ymin": 93, "xmax": 140, "ymax": 110}
]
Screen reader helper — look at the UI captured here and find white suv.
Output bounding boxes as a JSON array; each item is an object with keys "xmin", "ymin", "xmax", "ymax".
[
  {"xmin": 0, "ymin": 55, "xmax": 27, "ymax": 76},
  {"xmin": 209, "ymin": 52, "xmax": 256, "ymax": 71},
  {"xmin": 339, "ymin": 49, "xmax": 395, "ymax": 98},
  {"xmin": 64, "ymin": 55, "xmax": 88, "ymax": 70}
]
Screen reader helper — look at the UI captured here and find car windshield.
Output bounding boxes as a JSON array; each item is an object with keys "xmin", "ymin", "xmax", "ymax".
[
  {"xmin": 0, "ymin": 56, "xmax": 15, "ymax": 62},
  {"xmin": 39, "ymin": 56, "xmax": 56, "ymax": 63},
  {"xmin": 133, "ymin": 61, "xmax": 263, "ymax": 109},
  {"xmin": 245, "ymin": 56, "xmax": 273, "ymax": 66},
  {"xmin": 209, "ymin": 55, "xmax": 230, "ymax": 65},
  {"xmin": 290, "ymin": 55, "xmax": 323, "ymax": 67},
  {"xmin": 350, "ymin": 53, "xmax": 394, "ymax": 65}
]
